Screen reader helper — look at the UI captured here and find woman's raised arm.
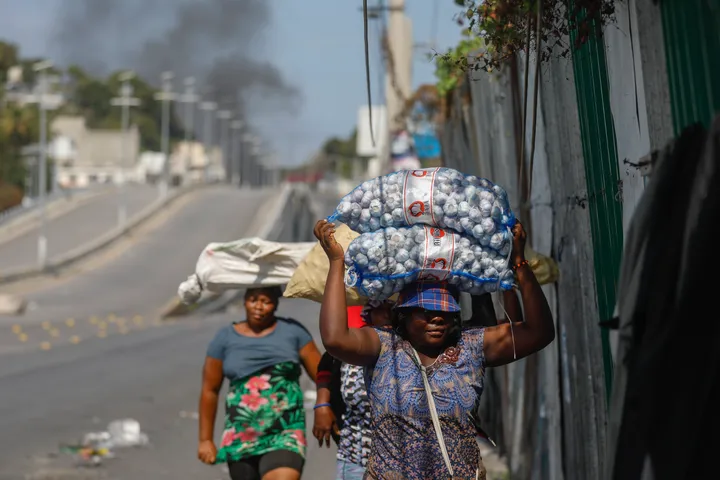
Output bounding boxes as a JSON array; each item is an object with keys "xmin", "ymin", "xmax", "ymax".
[{"xmin": 315, "ymin": 220, "xmax": 380, "ymax": 366}]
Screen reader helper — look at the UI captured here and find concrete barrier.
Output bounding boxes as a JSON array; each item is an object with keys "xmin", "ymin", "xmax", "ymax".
[
  {"xmin": 0, "ymin": 188, "xmax": 113, "ymax": 247},
  {"xmin": 0, "ymin": 183, "xmax": 212, "ymax": 286}
]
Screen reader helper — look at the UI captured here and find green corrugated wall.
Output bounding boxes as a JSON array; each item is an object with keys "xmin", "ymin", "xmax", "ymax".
[
  {"xmin": 661, "ymin": 0, "xmax": 720, "ymax": 133},
  {"xmin": 569, "ymin": 12, "xmax": 624, "ymax": 398}
]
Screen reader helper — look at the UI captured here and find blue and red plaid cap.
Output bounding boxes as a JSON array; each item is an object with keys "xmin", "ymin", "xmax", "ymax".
[{"xmin": 395, "ymin": 283, "xmax": 461, "ymax": 313}]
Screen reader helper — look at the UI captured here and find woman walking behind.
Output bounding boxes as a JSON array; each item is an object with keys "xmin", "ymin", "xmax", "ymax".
[
  {"xmin": 313, "ymin": 301, "xmax": 393, "ymax": 480},
  {"xmin": 314, "ymin": 219, "xmax": 555, "ymax": 480},
  {"xmin": 198, "ymin": 286, "xmax": 322, "ymax": 480}
]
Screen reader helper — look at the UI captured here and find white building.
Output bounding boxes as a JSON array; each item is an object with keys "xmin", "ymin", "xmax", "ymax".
[{"xmin": 50, "ymin": 115, "xmax": 140, "ymax": 188}]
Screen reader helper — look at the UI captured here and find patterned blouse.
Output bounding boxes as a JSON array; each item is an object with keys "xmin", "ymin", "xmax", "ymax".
[
  {"xmin": 337, "ymin": 363, "xmax": 373, "ymax": 466},
  {"xmin": 364, "ymin": 327, "xmax": 486, "ymax": 480}
]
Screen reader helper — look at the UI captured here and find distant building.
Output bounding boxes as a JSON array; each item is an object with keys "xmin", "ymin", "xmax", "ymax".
[{"xmin": 50, "ymin": 115, "xmax": 140, "ymax": 188}]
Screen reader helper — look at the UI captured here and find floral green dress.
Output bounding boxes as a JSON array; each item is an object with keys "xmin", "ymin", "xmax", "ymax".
[{"xmin": 215, "ymin": 361, "xmax": 307, "ymax": 463}]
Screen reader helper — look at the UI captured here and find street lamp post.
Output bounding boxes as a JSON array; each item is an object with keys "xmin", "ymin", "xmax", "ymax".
[
  {"xmin": 154, "ymin": 72, "xmax": 175, "ymax": 198},
  {"xmin": 33, "ymin": 60, "xmax": 53, "ymax": 269},
  {"xmin": 217, "ymin": 110, "xmax": 232, "ymax": 183},
  {"xmin": 251, "ymin": 136, "xmax": 262, "ymax": 188},
  {"xmin": 178, "ymin": 77, "xmax": 199, "ymax": 184},
  {"xmin": 230, "ymin": 120, "xmax": 244, "ymax": 186},
  {"xmin": 199, "ymin": 101, "xmax": 217, "ymax": 183},
  {"xmin": 110, "ymin": 72, "xmax": 140, "ymax": 230},
  {"xmin": 241, "ymin": 133, "xmax": 255, "ymax": 188}
]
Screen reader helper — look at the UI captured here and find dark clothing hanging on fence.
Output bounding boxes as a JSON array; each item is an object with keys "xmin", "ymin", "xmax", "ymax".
[{"xmin": 607, "ymin": 115, "xmax": 720, "ymax": 480}]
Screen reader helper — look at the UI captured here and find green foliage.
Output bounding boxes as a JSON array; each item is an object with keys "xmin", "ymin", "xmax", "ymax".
[
  {"xmin": 322, "ymin": 129, "xmax": 357, "ymax": 158},
  {"xmin": 439, "ymin": 0, "xmax": 616, "ymax": 83},
  {"xmin": 0, "ymin": 102, "xmax": 40, "ymax": 189},
  {"xmin": 321, "ymin": 129, "xmax": 358, "ymax": 180},
  {"xmin": 434, "ymin": 33, "xmax": 484, "ymax": 96}
]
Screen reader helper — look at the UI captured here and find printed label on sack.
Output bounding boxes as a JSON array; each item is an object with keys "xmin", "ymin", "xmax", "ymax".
[
  {"xmin": 417, "ymin": 226, "xmax": 455, "ymax": 282},
  {"xmin": 403, "ymin": 168, "xmax": 440, "ymax": 226},
  {"xmin": 345, "ymin": 266, "xmax": 359, "ymax": 288}
]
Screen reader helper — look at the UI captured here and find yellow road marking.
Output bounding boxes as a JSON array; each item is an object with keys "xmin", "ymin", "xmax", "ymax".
[
  {"xmin": 11, "ymin": 325, "xmax": 22, "ymax": 334},
  {"xmin": 18, "ymin": 333, "xmax": 28, "ymax": 342},
  {"xmin": 65, "ymin": 318, "xmax": 76, "ymax": 327},
  {"xmin": 40, "ymin": 341, "xmax": 51, "ymax": 350}
]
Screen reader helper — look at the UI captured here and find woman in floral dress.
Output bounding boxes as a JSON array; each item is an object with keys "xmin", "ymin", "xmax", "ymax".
[{"xmin": 198, "ymin": 286, "xmax": 322, "ymax": 480}]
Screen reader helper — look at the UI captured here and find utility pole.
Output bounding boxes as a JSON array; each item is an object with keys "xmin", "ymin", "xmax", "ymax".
[
  {"xmin": 383, "ymin": 0, "xmax": 413, "ymax": 173},
  {"xmin": 217, "ymin": 110, "xmax": 232, "ymax": 183},
  {"xmin": 154, "ymin": 71, "xmax": 175, "ymax": 198},
  {"xmin": 230, "ymin": 120, "xmax": 244, "ymax": 186},
  {"xmin": 33, "ymin": 60, "xmax": 53, "ymax": 269},
  {"xmin": 110, "ymin": 71, "xmax": 140, "ymax": 230},
  {"xmin": 178, "ymin": 77, "xmax": 199, "ymax": 184},
  {"xmin": 199, "ymin": 101, "xmax": 217, "ymax": 183},
  {"xmin": 250, "ymin": 136, "xmax": 262, "ymax": 188}
]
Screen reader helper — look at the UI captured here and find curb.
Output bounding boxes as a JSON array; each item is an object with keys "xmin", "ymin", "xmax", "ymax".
[
  {"xmin": 160, "ymin": 183, "xmax": 295, "ymax": 320},
  {"xmin": 0, "ymin": 183, "xmax": 212, "ymax": 286},
  {"xmin": 0, "ymin": 188, "xmax": 112, "ymax": 247}
]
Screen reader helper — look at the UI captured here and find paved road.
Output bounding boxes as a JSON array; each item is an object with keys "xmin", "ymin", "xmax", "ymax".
[
  {"xmin": 0, "ymin": 187, "xmax": 275, "ymax": 346},
  {"xmin": 0, "ymin": 185, "xmax": 339, "ymax": 479},
  {"xmin": 0, "ymin": 305, "xmax": 336, "ymax": 480},
  {"xmin": 0, "ymin": 184, "xmax": 159, "ymax": 271}
]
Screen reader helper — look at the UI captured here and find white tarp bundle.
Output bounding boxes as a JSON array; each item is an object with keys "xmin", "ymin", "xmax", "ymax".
[{"xmin": 178, "ymin": 238, "xmax": 315, "ymax": 305}]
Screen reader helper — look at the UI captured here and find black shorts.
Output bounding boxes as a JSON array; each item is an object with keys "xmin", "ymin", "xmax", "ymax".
[{"xmin": 228, "ymin": 450, "xmax": 304, "ymax": 480}]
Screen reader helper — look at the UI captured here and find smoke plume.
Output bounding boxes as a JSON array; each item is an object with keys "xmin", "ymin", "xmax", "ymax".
[{"xmin": 49, "ymin": 0, "xmax": 301, "ymax": 117}]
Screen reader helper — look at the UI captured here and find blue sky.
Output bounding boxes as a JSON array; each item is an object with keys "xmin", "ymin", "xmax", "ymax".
[{"xmin": 0, "ymin": 0, "xmax": 463, "ymax": 166}]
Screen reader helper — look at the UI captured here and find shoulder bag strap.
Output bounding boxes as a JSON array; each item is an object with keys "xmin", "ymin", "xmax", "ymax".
[{"xmin": 412, "ymin": 349, "xmax": 454, "ymax": 478}]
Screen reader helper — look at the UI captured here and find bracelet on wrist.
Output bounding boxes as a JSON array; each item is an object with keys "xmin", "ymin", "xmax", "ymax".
[
  {"xmin": 313, "ymin": 403, "xmax": 332, "ymax": 410},
  {"xmin": 512, "ymin": 259, "xmax": 529, "ymax": 271}
]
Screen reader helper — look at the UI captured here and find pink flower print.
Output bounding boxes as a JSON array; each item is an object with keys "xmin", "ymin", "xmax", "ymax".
[
  {"xmin": 291, "ymin": 429, "xmax": 307, "ymax": 447},
  {"xmin": 236, "ymin": 427, "xmax": 259, "ymax": 443},
  {"xmin": 246, "ymin": 374, "xmax": 271, "ymax": 394},
  {"xmin": 220, "ymin": 428, "xmax": 236, "ymax": 447},
  {"xmin": 240, "ymin": 392, "xmax": 269, "ymax": 411}
]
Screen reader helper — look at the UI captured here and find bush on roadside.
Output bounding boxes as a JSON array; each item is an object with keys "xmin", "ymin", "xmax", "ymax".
[{"xmin": 0, "ymin": 183, "xmax": 23, "ymax": 213}]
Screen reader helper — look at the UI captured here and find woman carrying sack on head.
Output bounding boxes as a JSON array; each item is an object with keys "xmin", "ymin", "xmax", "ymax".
[
  {"xmin": 197, "ymin": 286, "xmax": 323, "ymax": 480},
  {"xmin": 312, "ymin": 301, "xmax": 394, "ymax": 480},
  {"xmin": 313, "ymin": 219, "xmax": 555, "ymax": 480}
]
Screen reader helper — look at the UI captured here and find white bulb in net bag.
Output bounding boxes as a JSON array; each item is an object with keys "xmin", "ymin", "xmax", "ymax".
[
  {"xmin": 343, "ymin": 225, "xmax": 514, "ymax": 300},
  {"xmin": 327, "ymin": 168, "xmax": 516, "ymax": 245}
]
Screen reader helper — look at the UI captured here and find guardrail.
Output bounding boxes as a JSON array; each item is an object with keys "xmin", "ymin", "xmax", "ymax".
[
  {"xmin": 0, "ymin": 183, "xmax": 212, "ymax": 286},
  {"xmin": 0, "ymin": 188, "xmax": 103, "ymax": 227}
]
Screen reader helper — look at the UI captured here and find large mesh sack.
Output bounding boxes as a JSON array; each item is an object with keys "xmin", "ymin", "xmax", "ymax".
[
  {"xmin": 344, "ymin": 225, "xmax": 514, "ymax": 301},
  {"xmin": 327, "ymin": 168, "xmax": 516, "ymax": 253}
]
